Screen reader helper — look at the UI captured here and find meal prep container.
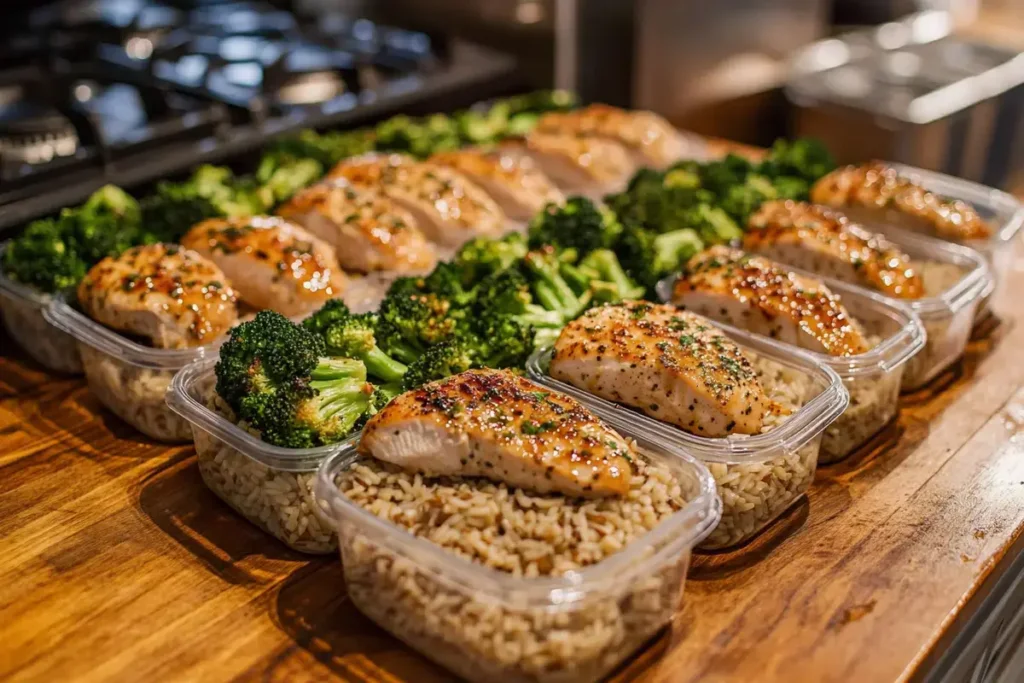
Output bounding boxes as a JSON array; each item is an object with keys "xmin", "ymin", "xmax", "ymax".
[
  {"xmin": 526, "ymin": 328, "xmax": 848, "ymax": 550},
  {"xmin": 314, "ymin": 429, "xmax": 721, "ymax": 683},
  {"xmin": 44, "ymin": 293, "xmax": 218, "ymax": 443},
  {"xmin": 855, "ymin": 164, "xmax": 1023, "ymax": 321},
  {"xmin": 0, "ymin": 242, "xmax": 83, "ymax": 374},
  {"xmin": 166, "ymin": 358, "xmax": 345, "ymax": 554},
  {"xmin": 656, "ymin": 273, "xmax": 926, "ymax": 464}
]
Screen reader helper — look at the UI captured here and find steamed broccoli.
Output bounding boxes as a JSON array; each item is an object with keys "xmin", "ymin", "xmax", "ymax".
[
  {"xmin": 1, "ymin": 218, "xmax": 87, "ymax": 292},
  {"xmin": 453, "ymin": 232, "xmax": 529, "ymax": 286},
  {"xmin": 402, "ymin": 339, "xmax": 475, "ymax": 390},
  {"xmin": 527, "ymin": 197, "xmax": 622, "ymax": 255},
  {"xmin": 575, "ymin": 249, "xmax": 645, "ymax": 300},
  {"xmin": 617, "ymin": 223, "xmax": 704, "ymax": 292},
  {"xmin": 302, "ymin": 300, "xmax": 408, "ymax": 384},
  {"xmin": 523, "ymin": 247, "xmax": 588, "ymax": 321},
  {"xmin": 263, "ymin": 128, "xmax": 375, "ymax": 167},
  {"xmin": 376, "ymin": 277, "xmax": 464, "ymax": 364},
  {"xmin": 256, "ymin": 154, "xmax": 324, "ymax": 204},
  {"xmin": 215, "ymin": 311, "xmax": 372, "ymax": 448},
  {"xmin": 759, "ymin": 138, "xmax": 836, "ymax": 184}
]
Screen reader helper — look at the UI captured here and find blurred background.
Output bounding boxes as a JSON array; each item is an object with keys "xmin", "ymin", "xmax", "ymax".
[{"xmin": 1, "ymin": 0, "xmax": 1021, "ymax": 230}]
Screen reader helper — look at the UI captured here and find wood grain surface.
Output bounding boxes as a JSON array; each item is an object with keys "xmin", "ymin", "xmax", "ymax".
[{"xmin": 1, "ymin": 237, "xmax": 1023, "ymax": 682}]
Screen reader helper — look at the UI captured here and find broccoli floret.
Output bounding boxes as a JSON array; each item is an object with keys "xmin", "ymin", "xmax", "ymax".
[
  {"xmin": 256, "ymin": 154, "xmax": 324, "ymax": 204},
  {"xmin": 685, "ymin": 203, "xmax": 743, "ymax": 243},
  {"xmin": 476, "ymin": 268, "xmax": 564, "ymax": 329},
  {"xmin": 1, "ymin": 217, "xmax": 87, "ymax": 293},
  {"xmin": 376, "ymin": 278, "xmax": 462, "ymax": 365},
  {"xmin": 140, "ymin": 182, "xmax": 221, "ymax": 243},
  {"xmin": 375, "ymin": 114, "xmax": 460, "ymax": 158},
  {"xmin": 719, "ymin": 174, "xmax": 778, "ymax": 224},
  {"xmin": 759, "ymin": 138, "xmax": 836, "ymax": 183},
  {"xmin": 523, "ymin": 247, "xmax": 588, "ymax": 321},
  {"xmin": 215, "ymin": 311, "xmax": 372, "ymax": 447},
  {"xmin": 302, "ymin": 300, "xmax": 408, "ymax": 384},
  {"xmin": 422, "ymin": 261, "xmax": 478, "ymax": 306},
  {"xmin": 606, "ymin": 173, "xmax": 710, "ymax": 236},
  {"xmin": 453, "ymin": 232, "xmax": 529, "ymax": 286},
  {"xmin": 472, "ymin": 314, "xmax": 536, "ymax": 369},
  {"xmin": 527, "ymin": 197, "xmax": 622, "ymax": 255},
  {"xmin": 698, "ymin": 154, "xmax": 757, "ymax": 197},
  {"xmin": 577, "ymin": 249, "xmax": 646, "ymax": 301},
  {"xmin": 402, "ymin": 340, "xmax": 475, "ymax": 390},
  {"xmin": 617, "ymin": 223, "xmax": 704, "ymax": 292},
  {"xmin": 771, "ymin": 175, "xmax": 811, "ymax": 201},
  {"xmin": 264, "ymin": 128, "xmax": 375, "ymax": 167}
]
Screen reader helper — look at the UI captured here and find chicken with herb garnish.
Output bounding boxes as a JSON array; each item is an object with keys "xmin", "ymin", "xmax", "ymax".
[
  {"xmin": 672, "ymin": 245, "xmax": 869, "ymax": 357},
  {"xmin": 359, "ymin": 369, "xmax": 635, "ymax": 498},
  {"xmin": 534, "ymin": 103, "xmax": 684, "ymax": 169},
  {"xmin": 745, "ymin": 200, "xmax": 924, "ymax": 299},
  {"xmin": 327, "ymin": 153, "xmax": 506, "ymax": 248},
  {"xmin": 810, "ymin": 162, "xmax": 991, "ymax": 242},
  {"xmin": 549, "ymin": 301, "xmax": 775, "ymax": 437},
  {"xmin": 181, "ymin": 215, "xmax": 346, "ymax": 318},
  {"xmin": 276, "ymin": 180, "xmax": 436, "ymax": 274},
  {"xmin": 76, "ymin": 243, "xmax": 239, "ymax": 349}
]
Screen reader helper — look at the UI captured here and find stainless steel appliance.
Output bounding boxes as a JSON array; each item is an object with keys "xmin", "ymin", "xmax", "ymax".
[{"xmin": 786, "ymin": 11, "xmax": 1024, "ymax": 189}]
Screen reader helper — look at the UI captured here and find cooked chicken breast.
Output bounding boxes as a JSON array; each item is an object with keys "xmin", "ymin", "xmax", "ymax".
[
  {"xmin": 77, "ymin": 243, "xmax": 239, "ymax": 349},
  {"xmin": 550, "ymin": 302, "xmax": 772, "ymax": 437},
  {"xmin": 811, "ymin": 162, "xmax": 991, "ymax": 242},
  {"xmin": 535, "ymin": 104, "xmax": 684, "ymax": 169},
  {"xmin": 181, "ymin": 215, "xmax": 346, "ymax": 318},
  {"xmin": 327, "ymin": 153, "xmax": 506, "ymax": 248},
  {"xmin": 276, "ymin": 180, "xmax": 436, "ymax": 274},
  {"xmin": 500, "ymin": 130, "xmax": 635, "ymax": 193},
  {"xmin": 429, "ymin": 148, "xmax": 565, "ymax": 221},
  {"xmin": 359, "ymin": 369, "xmax": 634, "ymax": 498},
  {"xmin": 672, "ymin": 245, "xmax": 869, "ymax": 357},
  {"xmin": 745, "ymin": 200, "xmax": 924, "ymax": 300}
]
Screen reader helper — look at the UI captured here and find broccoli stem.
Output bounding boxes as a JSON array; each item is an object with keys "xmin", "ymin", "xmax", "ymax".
[
  {"xmin": 525, "ymin": 251, "xmax": 584, "ymax": 319},
  {"xmin": 653, "ymin": 229, "xmax": 703, "ymax": 273},
  {"xmin": 362, "ymin": 345, "xmax": 409, "ymax": 384},
  {"xmin": 581, "ymin": 249, "xmax": 646, "ymax": 300},
  {"xmin": 308, "ymin": 358, "xmax": 371, "ymax": 433}
]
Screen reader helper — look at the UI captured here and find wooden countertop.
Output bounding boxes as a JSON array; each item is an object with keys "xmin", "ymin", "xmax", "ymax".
[{"xmin": 2, "ymin": 245, "xmax": 1023, "ymax": 682}]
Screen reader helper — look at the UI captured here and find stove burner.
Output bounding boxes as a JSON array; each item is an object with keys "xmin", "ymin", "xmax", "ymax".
[{"xmin": 0, "ymin": 94, "xmax": 79, "ymax": 164}]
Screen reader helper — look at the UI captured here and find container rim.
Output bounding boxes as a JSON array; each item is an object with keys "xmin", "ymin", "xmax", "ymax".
[
  {"xmin": 314, "ymin": 438, "xmax": 721, "ymax": 606},
  {"xmin": 43, "ymin": 291, "xmax": 222, "ymax": 370},
  {"xmin": 525, "ymin": 323, "xmax": 849, "ymax": 463},
  {"xmin": 0, "ymin": 241, "xmax": 50, "ymax": 307},
  {"xmin": 166, "ymin": 357, "xmax": 353, "ymax": 472},
  {"xmin": 655, "ymin": 267, "xmax": 927, "ymax": 378}
]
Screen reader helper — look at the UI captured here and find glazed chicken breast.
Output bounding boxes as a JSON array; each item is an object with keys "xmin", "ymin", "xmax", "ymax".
[
  {"xmin": 745, "ymin": 200, "xmax": 924, "ymax": 299},
  {"xmin": 429, "ymin": 147, "xmax": 565, "ymax": 221},
  {"xmin": 359, "ymin": 369, "xmax": 634, "ymax": 498},
  {"xmin": 500, "ymin": 130, "xmax": 635, "ymax": 193},
  {"xmin": 276, "ymin": 180, "xmax": 436, "ymax": 274},
  {"xmin": 671, "ymin": 245, "xmax": 869, "ymax": 357},
  {"xmin": 534, "ymin": 104, "xmax": 684, "ymax": 168},
  {"xmin": 549, "ymin": 302, "xmax": 772, "ymax": 437},
  {"xmin": 327, "ymin": 153, "xmax": 506, "ymax": 248},
  {"xmin": 77, "ymin": 243, "xmax": 239, "ymax": 349},
  {"xmin": 811, "ymin": 162, "xmax": 992, "ymax": 242},
  {"xmin": 181, "ymin": 215, "xmax": 346, "ymax": 318}
]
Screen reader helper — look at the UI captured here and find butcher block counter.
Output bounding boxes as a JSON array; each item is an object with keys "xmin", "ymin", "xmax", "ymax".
[{"xmin": 2, "ymin": 166, "xmax": 1023, "ymax": 682}]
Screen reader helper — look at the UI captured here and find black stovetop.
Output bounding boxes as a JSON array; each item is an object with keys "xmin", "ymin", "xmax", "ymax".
[{"xmin": 0, "ymin": 0, "xmax": 517, "ymax": 231}]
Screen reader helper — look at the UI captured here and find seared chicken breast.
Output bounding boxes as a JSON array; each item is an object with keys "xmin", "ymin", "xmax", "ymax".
[
  {"xmin": 672, "ymin": 245, "xmax": 869, "ymax": 357},
  {"xmin": 77, "ymin": 243, "xmax": 239, "ymax": 349},
  {"xmin": 429, "ymin": 148, "xmax": 565, "ymax": 221},
  {"xmin": 550, "ymin": 302, "xmax": 772, "ymax": 438},
  {"xmin": 811, "ymin": 162, "xmax": 991, "ymax": 242},
  {"xmin": 276, "ymin": 180, "xmax": 436, "ymax": 274},
  {"xmin": 746, "ymin": 200, "xmax": 924, "ymax": 299},
  {"xmin": 360, "ymin": 369, "xmax": 634, "ymax": 498},
  {"xmin": 500, "ymin": 130, "xmax": 635, "ymax": 193},
  {"xmin": 181, "ymin": 215, "xmax": 346, "ymax": 318},
  {"xmin": 327, "ymin": 153, "xmax": 506, "ymax": 248},
  {"xmin": 535, "ymin": 103, "xmax": 684, "ymax": 169}
]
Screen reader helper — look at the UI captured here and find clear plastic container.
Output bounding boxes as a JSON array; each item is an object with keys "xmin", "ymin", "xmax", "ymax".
[
  {"xmin": 526, "ymin": 327, "xmax": 848, "ymax": 550},
  {"xmin": 314, "ymin": 427, "xmax": 721, "ymax": 683},
  {"xmin": 44, "ymin": 293, "xmax": 218, "ymax": 443},
  {"xmin": 656, "ymin": 273, "xmax": 926, "ymax": 464},
  {"xmin": 166, "ymin": 358, "xmax": 346, "ymax": 554},
  {"xmin": 877, "ymin": 164, "xmax": 1023, "ymax": 320},
  {"xmin": 0, "ymin": 242, "xmax": 83, "ymax": 374}
]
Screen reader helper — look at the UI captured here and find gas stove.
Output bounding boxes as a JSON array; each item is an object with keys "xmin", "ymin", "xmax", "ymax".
[{"xmin": 0, "ymin": 0, "xmax": 516, "ymax": 231}]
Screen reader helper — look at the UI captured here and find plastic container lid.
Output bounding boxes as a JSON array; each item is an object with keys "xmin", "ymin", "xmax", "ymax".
[
  {"xmin": 44, "ymin": 291, "xmax": 222, "ymax": 371},
  {"xmin": 655, "ymin": 267, "xmax": 927, "ymax": 379},
  {"xmin": 166, "ymin": 357, "xmax": 353, "ymax": 472},
  {"xmin": 314, "ymin": 429, "xmax": 722, "ymax": 607},
  {"xmin": 526, "ymin": 325, "xmax": 849, "ymax": 463}
]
